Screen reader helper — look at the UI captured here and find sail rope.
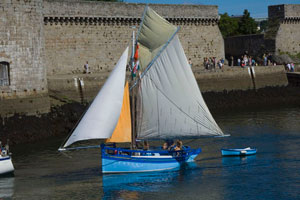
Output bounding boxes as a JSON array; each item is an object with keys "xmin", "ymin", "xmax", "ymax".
[{"xmin": 135, "ymin": 4, "xmax": 148, "ymax": 43}]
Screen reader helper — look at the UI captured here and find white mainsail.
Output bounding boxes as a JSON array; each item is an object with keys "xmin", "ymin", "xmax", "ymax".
[
  {"xmin": 63, "ymin": 47, "xmax": 129, "ymax": 148},
  {"xmin": 135, "ymin": 8, "xmax": 223, "ymax": 139}
]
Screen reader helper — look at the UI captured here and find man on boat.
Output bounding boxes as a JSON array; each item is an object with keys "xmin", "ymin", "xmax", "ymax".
[
  {"xmin": 174, "ymin": 140, "xmax": 183, "ymax": 151},
  {"xmin": 167, "ymin": 140, "xmax": 183, "ymax": 151},
  {"xmin": 162, "ymin": 142, "xmax": 168, "ymax": 150},
  {"xmin": 143, "ymin": 141, "xmax": 149, "ymax": 150}
]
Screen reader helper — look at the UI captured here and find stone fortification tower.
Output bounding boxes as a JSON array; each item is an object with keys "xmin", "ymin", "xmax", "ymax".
[
  {"xmin": 268, "ymin": 4, "xmax": 300, "ymax": 56},
  {"xmin": 0, "ymin": 0, "xmax": 50, "ymax": 116}
]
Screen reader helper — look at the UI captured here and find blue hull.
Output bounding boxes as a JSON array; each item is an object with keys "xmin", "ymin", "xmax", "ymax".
[
  {"xmin": 221, "ymin": 148, "xmax": 257, "ymax": 156},
  {"xmin": 101, "ymin": 145, "xmax": 201, "ymax": 173}
]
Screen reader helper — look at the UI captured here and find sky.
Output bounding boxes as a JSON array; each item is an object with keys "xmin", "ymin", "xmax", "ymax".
[{"xmin": 124, "ymin": 0, "xmax": 300, "ymax": 18}]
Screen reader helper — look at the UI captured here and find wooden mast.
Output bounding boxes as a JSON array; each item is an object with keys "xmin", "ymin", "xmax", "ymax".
[{"xmin": 130, "ymin": 29, "xmax": 137, "ymax": 149}]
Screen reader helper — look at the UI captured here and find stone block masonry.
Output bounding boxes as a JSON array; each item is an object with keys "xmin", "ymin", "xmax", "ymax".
[
  {"xmin": 47, "ymin": 66, "xmax": 288, "ymax": 106},
  {"xmin": 0, "ymin": 0, "xmax": 50, "ymax": 116},
  {"xmin": 269, "ymin": 5, "xmax": 300, "ymax": 55},
  {"xmin": 1, "ymin": 0, "xmax": 294, "ymax": 118},
  {"xmin": 43, "ymin": 0, "xmax": 224, "ymax": 75},
  {"xmin": 195, "ymin": 66, "xmax": 287, "ymax": 92}
]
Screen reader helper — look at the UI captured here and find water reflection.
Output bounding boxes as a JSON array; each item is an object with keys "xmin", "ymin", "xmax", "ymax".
[
  {"xmin": 0, "ymin": 177, "xmax": 14, "ymax": 198},
  {"xmin": 222, "ymin": 155, "xmax": 256, "ymax": 167},
  {"xmin": 6, "ymin": 106, "xmax": 300, "ymax": 199},
  {"xmin": 102, "ymin": 163, "xmax": 200, "ymax": 200}
]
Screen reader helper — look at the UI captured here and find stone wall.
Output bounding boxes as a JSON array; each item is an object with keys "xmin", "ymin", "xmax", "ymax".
[
  {"xmin": 43, "ymin": 0, "xmax": 224, "ymax": 75},
  {"xmin": 268, "ymin": 4, "xmax": 285, "ymax": 20},
  {"xmin": 47, "ymin": 66, "xmax": 288, "ymax": 105},
  {"xmin": 43, "ymin": 1, "xmax": 219, "ymax": 18},
  {"xmin": 225, "ymin": 4, "xmax": 300, "ymax": 62},
  {"xmin": 0, "ymin": 0, "xmax": 50, "ymax": 116},
  {"xmin": 269, "ymin": 4, "xmax": 300, "ymax": 55},
  {"xmin": 225, "ymin": 34, "xmax": 276, "ymax": 61},
  {"xmin": 195, "ymin": 66, "xmax": 287, "ymax": 92},
  {"xmin": 275, "ymin": 20, "xmax": 300, "ymax": 55}
]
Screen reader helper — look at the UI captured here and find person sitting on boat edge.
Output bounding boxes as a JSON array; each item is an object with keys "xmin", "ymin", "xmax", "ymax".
[
  {"xmin": 174, "ymin": 140, "xmax": 183, "ymax": 151},
  {"xmin": 143, "ymin": 141, "xmax": 150, "ymax": 151},
  {"xmin": 160, "ymin": 142, "xmax": 170, "ymax": 155},
  {"xmin": 168, "ymin": 140, "xmax": 184, "ymax": 151},
  {"xmin": 162, "ymin": 142, "xmax": 168, "ymax": 150},
  {"xmin": 174, "ymin": 140, "xmax": 184, "ymax": 156}
]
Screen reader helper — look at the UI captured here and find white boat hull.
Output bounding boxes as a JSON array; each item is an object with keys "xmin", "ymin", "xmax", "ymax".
[{"xmin": 0, "ymin": 156, "xmax": 14, "ymax": 175}]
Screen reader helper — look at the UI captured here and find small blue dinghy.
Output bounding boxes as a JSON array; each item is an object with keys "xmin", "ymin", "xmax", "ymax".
[{"xmin": 221, "ymin": 147, "xmax": 257, "ymax": 156}]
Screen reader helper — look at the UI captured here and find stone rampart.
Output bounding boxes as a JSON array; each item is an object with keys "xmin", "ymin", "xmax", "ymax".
[
  {"xmin": 224, "ymin": 34, "xmax": 275, "ymax": 59},
  {"xmin": 43, "ymin": 1, "xmax": 218, "ymax": 18},
  {"xmin": 0, "ymin": 0, "xmax": 50, "ymax": 116},
  {"xmin": 252, "ymin": 65, "xmax": 288, "ymax": 88},
  {"xmin": 268, "ymin": 5, "xmax": 300, "ymax": 56},
  {"xmin": 1, "ymin": 1, "xmax": 295, "ymax": 118},
  {"xmin": 269, "ymin": 4, "xmax": 300, "ymax": 19},
  {"xmin": 47, "ymin": 66, "xmax": 288, "ymax": 105},
  {"xmin": 43, "ymin": 0, "xmax": 224, "ymax": 75},
  {"xmin": 195, "ymin": 66, "xmax": 287, "ymax": 92}
]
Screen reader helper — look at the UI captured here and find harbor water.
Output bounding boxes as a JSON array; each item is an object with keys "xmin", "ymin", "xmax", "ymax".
[{"xmin": 1, "ymin": 105, "xmax": 300, "ymax": 200}]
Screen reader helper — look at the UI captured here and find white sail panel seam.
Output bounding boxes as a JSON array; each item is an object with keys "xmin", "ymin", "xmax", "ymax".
[{"xmin": 147, "ymin": 76, "xmax": 221, "ymax": 135}]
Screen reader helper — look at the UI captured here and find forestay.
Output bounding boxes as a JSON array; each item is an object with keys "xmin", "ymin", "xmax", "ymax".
[
  {"xmin": 63, "ymin": 47, "xmax": 129, "ymax": 148},
  {"xmin": 136, "ymin": 36, "xmax": 223, "ymax": 139}
]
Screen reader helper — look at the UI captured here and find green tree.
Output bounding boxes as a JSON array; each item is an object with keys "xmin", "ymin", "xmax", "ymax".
[
  {"xmin": 238, "ymin": 9, "xmax": 258, "ymax": 35},
  {"xmin": 258, "ymin": 20, "xmax": 268, "ymax": 33},
  {"xmin": 219, "ymin": 13, "xmax": 239, "ymax": 37}
]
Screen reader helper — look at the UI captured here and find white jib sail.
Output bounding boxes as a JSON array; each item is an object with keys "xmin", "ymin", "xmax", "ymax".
[
  {"xmin": 137, "ymin": 36, "xmax": 223, "ymax": 139},
  {"xmin": 63, "ymin": 47, "xmax": 129, "ymax": 147}
]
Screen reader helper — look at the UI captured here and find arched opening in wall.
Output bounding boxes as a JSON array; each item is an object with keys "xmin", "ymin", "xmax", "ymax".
[{"xmin": 0, "ymin": 61, "xmax": 10, "ymax": 86}]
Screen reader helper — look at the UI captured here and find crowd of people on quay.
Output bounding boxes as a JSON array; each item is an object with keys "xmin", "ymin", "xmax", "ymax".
[
  {"xmin": 203, "ymin": 57, "xmax": 225, "ymax": 70},
  {"xmin": 285, "ymin": 63, "xmax": 295, "ymax": 72},
  {"xmin": 199, "ymin": 52, "xmax": 297, "ymax": 72},
  {"xmin": 232, "ymin": 53, "xmax": 277, "ymax": 67},
  {"xmin": 202, "ymin": 53, "xmax": 281, "ymax": 70},
  {"xmin": 235, "ymin": 55, "xmax": 257, "ymax": 67}
]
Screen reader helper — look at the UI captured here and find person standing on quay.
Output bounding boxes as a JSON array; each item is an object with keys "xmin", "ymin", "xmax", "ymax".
[
  {"xmin": 230, "ymin": 56, "xmax": 234, "ymax": 66},
  {"xmin": 237, "ymin": 58, "xmax": 241, "ymax": 66},
  {"xmin": 84, "ymin": 61, "xmax": 89, "ymax": 74},
  {"xmin": 188, "ymin": 58, "xmax": 193, "ymax": 67}
]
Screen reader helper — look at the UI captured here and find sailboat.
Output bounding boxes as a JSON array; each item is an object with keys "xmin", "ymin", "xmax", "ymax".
[
  {"xmin": 0, "ymin": 142, "xmax": 14, "ymax": 175},
  {"xmin": 59, "ymin": 6, "xmax": 224, "ymax": 173}
]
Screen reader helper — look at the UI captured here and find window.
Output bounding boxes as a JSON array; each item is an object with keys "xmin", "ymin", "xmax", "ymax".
[{"xmin": 0, "ymin": 62, "xmax": 10, "ymax": 86}]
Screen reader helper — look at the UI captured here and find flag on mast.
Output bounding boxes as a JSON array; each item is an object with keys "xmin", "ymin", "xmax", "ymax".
[{"xmin": 132, "ymin": 44, "xmax": 140, "ymax": 78}]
